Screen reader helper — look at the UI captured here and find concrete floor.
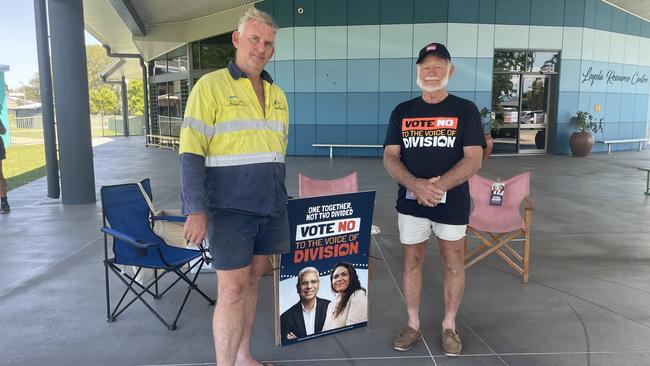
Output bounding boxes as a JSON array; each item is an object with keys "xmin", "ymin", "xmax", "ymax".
[{"xmin": 1, "ymin": 136, "xmax": 650, "ymax": 366}]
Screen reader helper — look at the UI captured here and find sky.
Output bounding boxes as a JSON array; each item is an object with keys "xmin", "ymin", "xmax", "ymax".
[{"xmin": 0, "ymin": 1, "xmax": 100, "ymax": 89}]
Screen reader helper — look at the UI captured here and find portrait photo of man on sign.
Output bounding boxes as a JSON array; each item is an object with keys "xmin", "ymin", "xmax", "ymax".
[{"xmin": 280, "ymin": 267, "xmax": 330, "ymax": 342}]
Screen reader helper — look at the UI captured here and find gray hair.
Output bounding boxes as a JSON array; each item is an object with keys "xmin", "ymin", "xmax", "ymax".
[
  {"xmin": 237, "ymin": 7, "xmax": 278, "ymax": 34},
  {"xmin": 296, "ymin": 267, "xmax": 319, "ymax": 285}
]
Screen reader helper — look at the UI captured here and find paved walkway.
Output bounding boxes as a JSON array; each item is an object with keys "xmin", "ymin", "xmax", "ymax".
[{"xmin": 1, "ymin": 136, "xmax": 650, "ymax": 365}]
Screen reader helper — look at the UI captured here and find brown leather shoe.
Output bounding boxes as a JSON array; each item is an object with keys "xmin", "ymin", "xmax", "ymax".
[
  {"xmin": 393, "ymin": 325, "xmax": 422, "ymax": 351},
  {"xmin": 441, "ymin": 328, "xmax": 462, "ymax": 356}
]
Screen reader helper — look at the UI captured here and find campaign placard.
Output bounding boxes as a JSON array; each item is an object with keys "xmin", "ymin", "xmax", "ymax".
[{"xmin": 279, "ymin": 191, "xmax": 375, "ymax": 346}]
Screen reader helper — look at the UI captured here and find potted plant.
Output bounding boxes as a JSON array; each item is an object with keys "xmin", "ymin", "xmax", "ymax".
[{"xmin": 569, "ymin": 111, "xmax": 603, "ymax": 157}]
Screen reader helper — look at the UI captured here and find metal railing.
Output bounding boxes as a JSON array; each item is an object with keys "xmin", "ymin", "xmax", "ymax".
[
  {"xmin": 147, "ymin": 117, "xmax": 182, "ymax": 150},
  {"xmin": 156, "ymin": 117, "xmax": 182, "ymax": 137},
  {"xmin": 7, "ymin": 114, "xmax": 144, "ymax": 146},
  {"xmin": 8, "ymin": 116, "xmax": 45, "ymax": 145}
]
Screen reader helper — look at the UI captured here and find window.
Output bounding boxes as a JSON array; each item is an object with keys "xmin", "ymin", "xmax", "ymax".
[
  {"xmin": 190, "ymin": 33, "xmax": 235, "ymax": 70},
  {"xmin": 493, "ymin": 51, "xmax": 529, "ymax": 72},
  {"xmin": 148, "ymin": 46, "xmax": 188, "ymax": 76},
  {"xmin": 166, "ymin": 46, "xmax": 188, "ymax": 74},
  {"xmin": 493, "ymin": 50, "xmax": 559, "ymax": 74},
  {"xmin": 531, "ymin": 51, "xmax": 558, "ymax": 73},
  {"xmin": 150, "ymin": 80, "xmax": 187, "ymax": 137}
]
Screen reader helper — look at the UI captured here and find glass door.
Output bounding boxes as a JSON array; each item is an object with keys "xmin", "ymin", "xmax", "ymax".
[
  {"xmin": 492, "ymin": 50, "xmax": 558, "ymax": 154},
  {"xmin": 519, "ymin": 75, "xmax": 549, "ymax": 152},
  {"xmin": 492, "ymin": 73, "xmax": 521, "ymax": 154}
]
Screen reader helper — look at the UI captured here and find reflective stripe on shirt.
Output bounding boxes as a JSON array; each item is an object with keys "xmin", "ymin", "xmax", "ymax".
[
  {"xmin": 205, "ymin": 152, "xmax": 285, "ymax": 167},
  {"xmin": 182, "ymin": 118, "xmax": 286, "ymax": 139}
]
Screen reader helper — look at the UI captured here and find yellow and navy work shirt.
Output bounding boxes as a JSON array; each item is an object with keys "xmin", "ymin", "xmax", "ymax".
[{"xmin": 179, "ymin": 62, "xmax": 289, "ymax": 217}]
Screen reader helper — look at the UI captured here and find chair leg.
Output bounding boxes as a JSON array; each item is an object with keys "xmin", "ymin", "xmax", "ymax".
[
  {"xmin": 156, "ymin": 259, "xmax": 214, "ymax": 304},
  {"xmin": 466, "ymin": 226, "xmax": 531, "ymax": 283},
  {"xmin": 522, "ymin": 234, "xmax": 530, "ymax": 283},
  {"xmin": 170, "ymin": 261, "xmax": 216, "ymax": 328},
  {"xmin": 523, "ymin": 209, "xmax": 532, "ymax": 283},
  {"xmin": 104, "ymin": 261, "xmax": 113, "ymax": 322},
  {"xmin": 110, "ymin": 266, "xmax": 143, "ymax": 320},
  {"xmin": 111, "ymin": 269, "xmax": 168, "ymax": 320},
  {"xmin": 105, "ymin": 259, "xmax": 214, "ymax": 331},
  {"xmin": 154, "ymin": 269, "xmax": 160, "ymax": 298},
  {"xmin": 179, "ymin": 259, "xmax": 216, "ymax": 304},
  {"xmin": 107, "ymin": 263, "xmax": 175, "ymax": 330},
  {"xmin": 465, "ymin": 231, "xmax": 524, "ymax": 272}
]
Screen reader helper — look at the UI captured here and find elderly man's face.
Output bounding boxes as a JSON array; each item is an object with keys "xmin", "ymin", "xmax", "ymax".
[
  {"xmin": 416, "ymin": 55, "xmax": 453, "ymax": 93},
  {"xmin": 232, "ymin": 20, "xmax": 276, "ymax": 75},
  {"xmin": 298, "ymin": 271, "xmax": 319, "ymax": 302}
]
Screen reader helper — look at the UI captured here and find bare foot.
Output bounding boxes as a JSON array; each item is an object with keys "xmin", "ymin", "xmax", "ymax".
[{"xmin": 235, "ymin": 357, "xmax": 271, "ymax": 366}]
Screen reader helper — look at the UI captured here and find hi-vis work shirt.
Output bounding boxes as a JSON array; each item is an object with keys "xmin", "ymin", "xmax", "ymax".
[{"xmin": 180, "ymin": 62, "xmax": 289, "ymax": 217}]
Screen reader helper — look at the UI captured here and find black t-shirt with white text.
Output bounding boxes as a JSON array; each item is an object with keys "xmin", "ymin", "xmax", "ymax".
[{"xmin": 384, "ymin": 94, "xmax": 485, "ymax": 225}]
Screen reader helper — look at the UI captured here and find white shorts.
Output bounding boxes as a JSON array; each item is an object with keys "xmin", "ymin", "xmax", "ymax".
[{"xmin": 398, "ymin": 213, "xmax": 467, "ymax": 244}]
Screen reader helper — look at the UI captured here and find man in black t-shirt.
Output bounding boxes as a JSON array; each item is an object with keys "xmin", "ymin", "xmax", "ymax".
[{"xmin": 383, "ymin": 43, "xmax": 485, "ymax": 356}]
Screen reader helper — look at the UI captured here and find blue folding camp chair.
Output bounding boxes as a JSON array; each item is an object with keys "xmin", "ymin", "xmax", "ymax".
[{"xmin": 101, "ymin": 179, "xmax": 214, "ymax": 330}]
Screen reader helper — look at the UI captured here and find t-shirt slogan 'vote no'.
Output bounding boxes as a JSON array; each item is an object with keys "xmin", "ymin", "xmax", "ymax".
[{"xmin": 401, "ymin": 117, "xmax": 459, "ymax": 149}]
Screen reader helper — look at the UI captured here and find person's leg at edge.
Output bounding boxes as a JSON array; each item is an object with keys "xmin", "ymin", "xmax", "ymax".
[
  {"xmin": 438, "ymin": 238, "xmax": 465, "ymax": 332},
  {"xmin": 235, "ymin": 254, "xmax": 270, "ymax": 366},
  {"xmin": 0, "ymin": 160, "xmax": 9, "ymax": 212},
  {"xmin": 0, "ymin": 160, "xmax": 7, "ymax": 197},
  {"xmin": 402, "ymin": 242, "xmax": 428, "ymax": 331}
]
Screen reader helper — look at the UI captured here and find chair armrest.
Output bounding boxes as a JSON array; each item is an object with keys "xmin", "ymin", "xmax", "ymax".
[
  {"xmin": 101, "ymin": 227, "xmax": 157, "ymax": 255},
  {"xmin": 152, "ymin": 215, "xmax": 186, "ymax": 223},
  {"xmin": 524, "ymin": 196, "xmax": 534, "ymax": 210}
]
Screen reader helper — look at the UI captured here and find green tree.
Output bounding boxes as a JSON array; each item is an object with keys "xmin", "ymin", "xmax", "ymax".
[
  {"xmin": 86, "ymin": 44, "xmax": 112, "ymax": 90},
  {"xmin": 127, "ymin": 79, "xmax": 144, "ymax": 115},
  {"xmin": 89, "ymin": 86, "xmax": 119, "ymax": 115},
  {"xmin": 86, "ymin": 44, "xmax": 120, "ymax": 114},
  {"xmin": 23, "ymin": 73, "xmax": 41, "ymax": 102}
]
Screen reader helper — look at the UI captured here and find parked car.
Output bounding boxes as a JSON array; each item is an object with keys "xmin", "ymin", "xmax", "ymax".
[{"xmin": 520, "ymin": 110, "xmax": 545, "ymax": 124}]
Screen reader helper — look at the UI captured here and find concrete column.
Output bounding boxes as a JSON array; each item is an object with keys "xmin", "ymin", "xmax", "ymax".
[
  {"xmin": 141, "ymin": 59, "xmax": 150, "ymax": 145},
  {"xmin": 47, "ymin": 0, "xmax": 95, "ymax": 204},
  {"xmin": 121, "ymin": 76, "xmax": 129, "ymax": 137},
  {"xmin": 34, "ymin": 0, "xmax": 60, "ymax": 199}
]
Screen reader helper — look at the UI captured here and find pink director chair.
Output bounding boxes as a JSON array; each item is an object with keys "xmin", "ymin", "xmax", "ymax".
[
  {"xmin": 298, "ymin": 172, "xmax": 359, "ymax": 198},
  {"xmin": 464, "ymin": 172, "xmax": 533, "ymax": 283}
]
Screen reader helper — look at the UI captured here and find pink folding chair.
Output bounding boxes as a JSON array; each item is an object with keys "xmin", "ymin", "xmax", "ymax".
[
  {"xmin": 298, "ymin": 171, "xmax": 359, "ymax": 198},
  {"xmin": 464, "ymin": 172, "xmax": 533, "ymax": 283}
]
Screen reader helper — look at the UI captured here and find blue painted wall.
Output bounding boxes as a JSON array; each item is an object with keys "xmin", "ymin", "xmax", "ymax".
[{"xmin": 257, "ymin": 0, "xmax": 650, "ymax": 155}]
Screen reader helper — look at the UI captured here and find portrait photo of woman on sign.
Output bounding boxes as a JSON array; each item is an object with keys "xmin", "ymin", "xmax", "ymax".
[{"xmin": 322, "ymin": 261, "xmax": 368, "ymax": 331}]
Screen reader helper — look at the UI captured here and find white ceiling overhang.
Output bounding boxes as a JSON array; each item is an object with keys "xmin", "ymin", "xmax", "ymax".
[
  {"xmin": 83, "ymin": 0, "xmax": 257, "ymax": 79},
  {"xmin": 99, "ymin": 58, "xmax": 146, "ymax": 82},
  {"xmin": 605, "ymin": 0, "xmax": 650, "ymax": 22}
]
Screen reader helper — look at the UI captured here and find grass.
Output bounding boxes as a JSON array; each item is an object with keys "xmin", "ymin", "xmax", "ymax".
[
  {"xmin": 11, "ymin": 128, "xmax": 113, "ymax": 139},
  {"xmin": 11, "ymin": 129, "xmax": 45, "ymax": 139},
  {"xmin": 3, "ymin": 144, "xmax": 47, "ymax": 191}
]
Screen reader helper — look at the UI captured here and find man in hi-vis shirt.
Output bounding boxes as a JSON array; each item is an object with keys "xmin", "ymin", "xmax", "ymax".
[
  {"xmin": 383, "ymin": 42, "xmax": 485, "ymax": 357},
  {"xmin": 180, "ymin": 8, "xmax": 289, "ymax": 366}
]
